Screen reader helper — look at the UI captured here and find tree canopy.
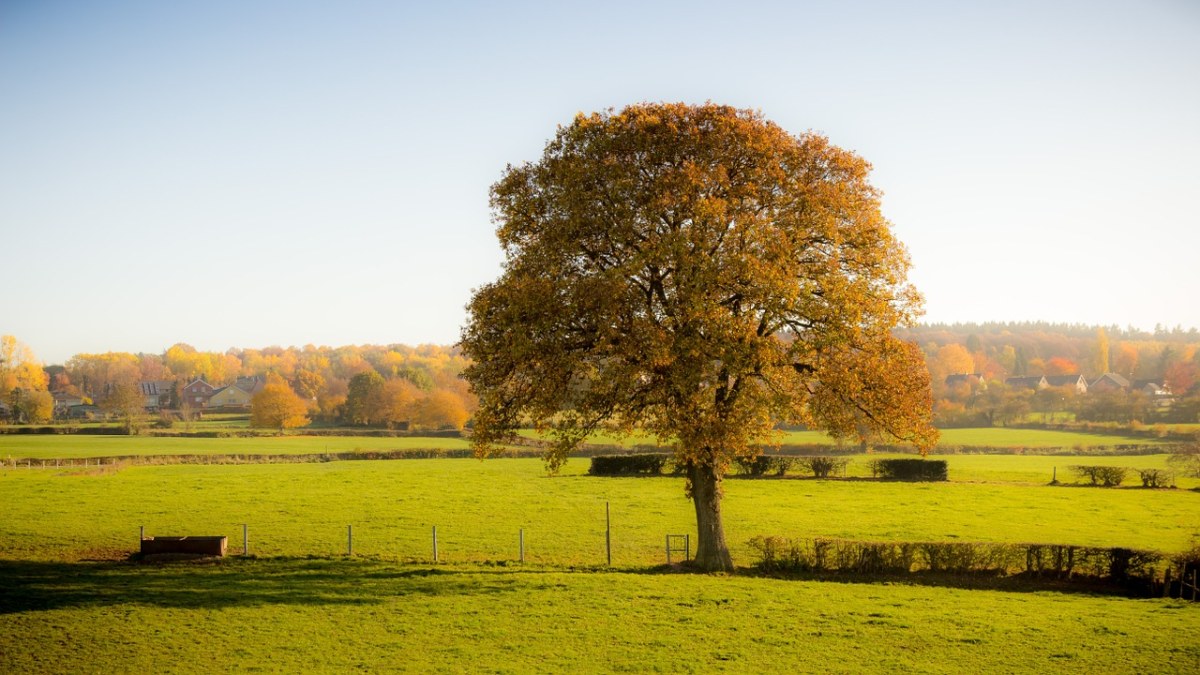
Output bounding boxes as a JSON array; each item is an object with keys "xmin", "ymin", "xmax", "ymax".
[{"xmin": 461, "ymin": 102, "xmax": 936, "ymax": 571}]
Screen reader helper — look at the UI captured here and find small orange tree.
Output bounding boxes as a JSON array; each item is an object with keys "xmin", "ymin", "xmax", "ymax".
[
  {"xmin": 251, "ymin": 380, "xmax": 310, "ymax": 432},
  {"xmin": 461, "ymin": 103, "xmax": 936, "ymax": 571}
]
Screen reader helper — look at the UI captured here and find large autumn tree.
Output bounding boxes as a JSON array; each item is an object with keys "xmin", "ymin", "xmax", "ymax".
[{"xmin": 461, "ymin": 103, "xmax": 936, "ymax": 571}]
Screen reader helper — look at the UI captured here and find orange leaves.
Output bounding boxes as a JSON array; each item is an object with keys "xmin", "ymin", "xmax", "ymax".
[{"xmin": 464, "ymin": 102, "xmax": 936, "ymax": 469}]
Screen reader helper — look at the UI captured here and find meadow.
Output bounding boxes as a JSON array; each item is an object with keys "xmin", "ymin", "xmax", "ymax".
[
  {"xmin": 0, "ymin": 426, "xmax": 1164, "ymax": 462},
  {"xmin": 1, "ymin": 456, "xmax": 1196, "ymax": 563},
  {"xmin": 2, "ymin": 443, "xmax": 1197, "ymax": 673},
  {"xmin": 2, "ymin": 558, "xmax": 1196, "ymax": 673}
]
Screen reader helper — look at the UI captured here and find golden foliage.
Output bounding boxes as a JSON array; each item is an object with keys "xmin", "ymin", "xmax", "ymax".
[
  {"xmin": 250, "ymin": 382, "xmax": 310, "ymax": 431},
  {"xmin": 462, "ymin": 102, "xmax": 936, "ymax": 470}
]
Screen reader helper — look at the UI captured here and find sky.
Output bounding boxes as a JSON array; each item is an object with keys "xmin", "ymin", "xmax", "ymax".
[{"xmin": 1, "ymin": 0, "xmax": 1197, "ymax": 364}]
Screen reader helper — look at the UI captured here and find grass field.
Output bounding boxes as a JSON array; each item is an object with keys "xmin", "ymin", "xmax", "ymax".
[
  {"xmin": 2, "ymin": 457, "xmax": 1196, "ymax": 563},
  {"xmin": 518, "ymin": 427, "xmax": 1165, "ymax": 449},
  {"xmin": 0, "ymin": 434, "xmax": 475, "ymax": 459},
  {"xmin": 3, "ymin": 446, "xmax": 1198, "ymax": 673},
  {"xmin": 0, "ymin": 426, "xmax": 1168, "ymax": 462},
  {"xmin": 2, "ymin": 558, "xmax": 1196, "ymax": 673}
]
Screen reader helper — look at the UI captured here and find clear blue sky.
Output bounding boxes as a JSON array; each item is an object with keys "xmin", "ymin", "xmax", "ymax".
[{"xmin": 2, "ymin": 0, "xmax": 1197, "ymax": 364}]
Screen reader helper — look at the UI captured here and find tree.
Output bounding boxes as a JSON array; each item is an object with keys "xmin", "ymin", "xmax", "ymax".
[
  {"xmin": 461, "ymin": 103, "xmax": 936, "ymax": 571},
  {"xmin": 18, "ymin": 389, "xmax": 54, "ymax": 423},
  {"xmin": 1091, "ymin": 327, "xmax": 1110, "ymax": 375},
  {"xmin": 344, "ymin": 370, "xmax": 385, "ymax": 425},
  {"xmin": 380, "ymin": 378, "xmax": 421, "ymax": 428},
  {"xmin": 1, "ymin": 335, "xmax": 48, "ymax": 393},
  {"xmin": 411, "ymin": 389, "xmax": 470, "ymax": 431},
  {"xmin": 101, "ymin": 381, "xmax": 145, "ymax": 434},
  {"xmin": 250, "ymin": 381, "xmax": 310, "ymax": 431}
]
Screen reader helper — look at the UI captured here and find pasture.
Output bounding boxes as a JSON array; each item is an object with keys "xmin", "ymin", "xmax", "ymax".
[
  {"xmin": 2, "ymin": 559, "xmax": 1196, "ymax": 673},
  {"xmin": 2, "ymin": 444, "xmax": 1197, "ymax": 673},
  {"xmin": 1, "ymin": 456, "xmax": 1196, "ymax": 563}
]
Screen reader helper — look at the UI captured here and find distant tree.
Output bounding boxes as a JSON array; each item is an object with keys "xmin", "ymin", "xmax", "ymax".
[
  {"xmin": 250, "ymin": 382, "xmax": 310, "ymax": 432},
  {"xmin": 1165, "ymin": 361, "xmax": 1199, "ymax": 395},
  {"xmin": 18, "ymin": 389, "xmax": 54, "ymax": 423},
  {"xmin": 1091, "ymin": 327, "xmax": 1110, "ymax": 375},
  {"xmin": 344, "ymin": 370, "xmax": 386, "ymax": 425},
  {"xmin": 411, "ymin": 389, "xmax": 469, "ymax": 431},
  {"xmin": 1, "ymin": 335, "xmax": 48, "ymax": 393},
  {"xmin": 380, "ymin": 379, "xmax": 421, "ymax": 428},
  {"xmin": 461, "ymin": 102, "xmax": 935, "ymax": 571},
  {"xmin": 1044, "ymin": 357, "xmax": 1079, "ymax": 376},
  {"xmin": 1113, "ymin": 342, "xmax": 1139, "ymax": 378},
  {"xmin": 292, "ymin": 369, "xmax": 325, "ymax": 400},
  {"xmin": 102, "ymin": 381, "xmax": 145, "ymax": 434}
]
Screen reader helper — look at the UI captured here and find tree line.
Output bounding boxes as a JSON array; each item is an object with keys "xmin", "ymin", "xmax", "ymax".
[{"xmin": 2, "ymin": 337, "xmax": 476, "ymax": 430}]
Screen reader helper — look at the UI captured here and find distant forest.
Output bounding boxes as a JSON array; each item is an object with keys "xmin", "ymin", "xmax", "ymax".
[
  {"xmin": 4, "ymin": 320, "xmax": 1199, "ymax": 428},
  {"xmin": 895, "ymin": 322, "xmax": 1200, "ymax": 427}
]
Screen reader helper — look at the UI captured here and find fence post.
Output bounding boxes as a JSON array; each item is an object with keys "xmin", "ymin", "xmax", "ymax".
[
  {"xmin": 348, "ymin": 525, "xmax": 353, "ymax": 557},
  {"xmin": 243, "ymin": 524, "xmax": 249, "ymax": 556},
  {"xmin": 433, "ymin": 526, "xmax": 439, "ymax": 563},
  {"xmin": 666, "ymin": 534, "xmax": 671, "ymax": 564},
  {"xmin": 519, "ymin": 529, "xmax": 525, "ymax": 563},
  {"xmin": 1163, "ymin": 568, "xmax": 1171, "ymax": 598},
  {"xmin": 140, "ymin": 525, "xmax": 144, "ymax": 542},
  {"xmin": 606, "ymin": 502, "xmax": 612, "ymax": 567}
]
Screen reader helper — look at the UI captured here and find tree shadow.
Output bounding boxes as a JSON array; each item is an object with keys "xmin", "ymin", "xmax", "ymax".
[{"xmin": 0, "ymin": 558, "xmax": 521, "ymax": 615}]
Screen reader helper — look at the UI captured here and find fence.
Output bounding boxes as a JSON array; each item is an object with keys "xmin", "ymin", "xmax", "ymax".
[{"xmin": 134, "ymin": 502, "xmax": 688, "ymax": 567}]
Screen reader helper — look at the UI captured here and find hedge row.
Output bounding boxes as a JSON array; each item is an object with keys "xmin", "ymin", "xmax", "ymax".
[
  {"xmin": 587, "ymin": 454, "xmax": 670, "ymax": 475},
  {"xmin": 588, "ymin": 455, "xmax": 946, "ymax": 481},
  {"xmin": 748, "ymin": 535, "xmax": 1165, "ymax": 594},
  {"xmin": 868, "ymin": 458, "xmax": 949, "ymax": 481},
  {"xmin": 1068, "ymin": 465, "xmax": 1176, "ymax": 488}
]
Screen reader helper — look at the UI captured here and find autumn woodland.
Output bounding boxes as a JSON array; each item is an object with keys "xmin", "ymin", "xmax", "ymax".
[{"xmin": 3, "ymin": 322, "xmax": 1198, "ymax": 433}]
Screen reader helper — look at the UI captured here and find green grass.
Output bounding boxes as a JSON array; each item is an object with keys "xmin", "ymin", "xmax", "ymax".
[
  {"xmin": 2, "ymin": 558, "xmax": 1196, "ymax": 674},
  {"xmin": 518, "ymin": 426, "xmax": 1164, "ymax": 449},
  {"xmin": 4, "ymin": 454, "xmax": 1199, "ymax": 673},
  {"xmin": 0, "ymin": 434, "xmax": 474, "ymax": 459},
  {"xmin": 0, "ymin": 426, "xmax": 1167, "ymax": 462},
  {"xmin": 2, "ymin": 457, "xmax": 1196, "ymax": 564}
]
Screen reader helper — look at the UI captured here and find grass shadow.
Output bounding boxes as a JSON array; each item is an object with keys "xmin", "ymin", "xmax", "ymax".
[{"xmin": 0, "ymin": 557, "xmax": 521, "ymax": 615}]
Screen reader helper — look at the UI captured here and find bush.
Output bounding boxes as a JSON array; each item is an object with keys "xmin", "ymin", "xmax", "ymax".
[
  {"xmin": 734, "ymin": 456, "xmax": 793, "ymax": 477},
  {"xmin": 588, "ymin": 454, "xmax": 669, "ymax": 476},
  {"xmin": 1070, "ymin": 465, "xmax": 1127, "ymax": 487},
  {"xmin": 1136, "ymin": 468, "xmax": 1174, "ymax": 488},
  {"xmin": 794, "ymin": 456, "xmax": 850, "ymax": 478},
  {"xmin": 871, "ymin": 458, "xmax": 948, "ymax": 481},
  {"xmin": 748, "ymin": 536, "xmax": 1164, "ymax": 593}
]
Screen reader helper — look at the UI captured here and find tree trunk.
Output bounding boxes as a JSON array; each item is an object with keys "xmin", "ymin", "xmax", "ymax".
[{"xmin": 687, "ymin": 460, "xmax": 734, "ymax": 572}]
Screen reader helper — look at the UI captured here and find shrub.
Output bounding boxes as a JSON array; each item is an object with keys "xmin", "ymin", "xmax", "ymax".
[
  {"xmin": 872, "ymin": 458, "xmax": 948, "ymax": 481},
  {"xmin": 734, "ymin": 456, "xmax": 793, "ymax": 477},
  {"xmin": 588, "ymin": 454, "xmax": 668, "ymax": 476},
  {"xmin": 1136, "ymin": 468, "xmax": 1174, "ymax": 488},
  {"xmin": 1070, "ymin": 465, "xmax": 1127, "ymax": 487},
  {"xmin": 795, "ymin": 456, "xmax": 850, "ymax": 478},
  {"xmin": 748, "ymin": 536, "xmax": 1164, "ymax": 593}
]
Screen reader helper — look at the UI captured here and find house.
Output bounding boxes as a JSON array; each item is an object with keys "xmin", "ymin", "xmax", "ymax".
[
  {"xmin": 197, "ymin": 376, "xmax": 267, "ymax": 410},
  {"xmin": 1044, "ymin": 374, "xmax": 1088, "ymax": 395},
  {"xmin": 945, "ymin": 373, "xmax": 987, "ymax": 388},
  {"xmin": 138, "ymin": 381, "xmax": 175, "ymax": 411},
  {"xmin": 1089, "ymin": 373, "xmax": 1131, "ymax": 393},
  {"xmin": 67, "ymin": 404, "xmax": 101, "ymax": 420},
  {"xmin": 51, "ymin": 391, "xmax": 84, "ymax": 415},
  {"xmin": 181, "ymin": 378, "xmax": 217, "ymax": 408},
  {"xmin": 234, "ymin": 376, "xmax": 267, "ymax": 396},
  {"xmin": 1005, "ymin": 375, "xmax": 1048, "ymax": 390},
  {"xmin": 1133, "ymin": 380, "xmax": 1170, "ymax": 396}
]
